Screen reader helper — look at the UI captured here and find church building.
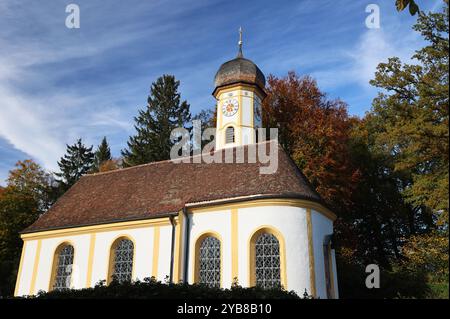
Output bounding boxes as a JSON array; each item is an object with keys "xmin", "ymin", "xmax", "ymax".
[{"xmin": 14, "ymin": 33, "xmax": 339, "ymax": 299}]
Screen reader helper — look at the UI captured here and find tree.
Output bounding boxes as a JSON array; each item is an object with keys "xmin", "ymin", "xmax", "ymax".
[
  {"xmin": 262, "ymin": 72, "xmax": 360, "ymax": 211},
  {"xmin": 93, "ymin": 137, "xmax": 112, "ymax": 172},
  {"xmin": 121, "ymin": 75, "xmax": 191, "ymax": 167},
  {"xmin": 369, "ymin": 2, "xmax": 449, "ymax": 224},
  {"xmin": 192, "ymin": 108, "xmax": 216, "ymax": 151},
  {"xmin": 343, "ymin": 2, "xmax": 449, "ymax": 298},
  {"xmin": 55, "ymin": 138, "xmax": 95, "ymax": 190},
  {"xmin": 98, "ymin": 159, "xmax": 120, "ymax": 173},
  {"xmin": 5, "ymin": 159, "xmax": 54, "ymax": 211},
  {"xmin": 192, "ymin": 108, "xmax": 216, "ymax": 130},
  {"xmin": 0, "ymin": 160, "xmax": 52, "ymax": 297},
  {"xmin": 396, "ymin": 0, "xmax": 420, "ymax": 15}
]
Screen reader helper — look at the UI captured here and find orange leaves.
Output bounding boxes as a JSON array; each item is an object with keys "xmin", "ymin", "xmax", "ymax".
[{"xmin": 262, "ymin": 71, "xmax": 358, "ymax": 210}]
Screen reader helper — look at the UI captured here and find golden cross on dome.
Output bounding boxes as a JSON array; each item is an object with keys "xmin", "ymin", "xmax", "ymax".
[{"xmin": 237, "ymin": 26, "xmax": 243, "ymax": 58}]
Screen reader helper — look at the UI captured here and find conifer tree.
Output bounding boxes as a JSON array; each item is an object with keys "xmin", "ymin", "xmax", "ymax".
[
  {"xmin": 121, "ymin": 75, "xmax": 191, "ymax": 167},
  {"xmin": 55, "ymin": 138, "xmax": 95, "ymax": 190},
  {"xmin": 93, "ymin": 137, "xmax": 112, "ymax": 172}
]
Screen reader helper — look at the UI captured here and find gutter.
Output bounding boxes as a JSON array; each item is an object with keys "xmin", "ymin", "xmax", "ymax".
[
  {"xmin": 323, "ymin": 234, "xmax": 333, "ymax": 248},
  {"xmin": 20, "ymin": 212, "xmax": 178, "ymax": 235},
  {"xmin": 185, "ymin": 193, "xmax": 334, "ymax": 215}
]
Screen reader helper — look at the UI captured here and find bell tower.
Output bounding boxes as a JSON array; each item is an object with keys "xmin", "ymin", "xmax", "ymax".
[{"xmin": 213, "ymin": 28, "xmax": 266, "ymax": 150}]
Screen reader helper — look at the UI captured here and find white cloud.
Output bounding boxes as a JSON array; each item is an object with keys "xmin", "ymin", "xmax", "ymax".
[
  {"xmin": 346, "ymin": 27, "xmax": 419, "ymax": 88},
  {"xmin": 0, "ymin": 87, "xmax": 65, "ymax": 171}
]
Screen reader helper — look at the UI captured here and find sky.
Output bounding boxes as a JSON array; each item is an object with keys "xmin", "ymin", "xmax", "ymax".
[{"xmin": 0, "ymin": 0, "xmax": 444, "ymax": 185}]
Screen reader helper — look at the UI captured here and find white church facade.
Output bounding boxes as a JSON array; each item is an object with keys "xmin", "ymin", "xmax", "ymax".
[{"xmin": 14, "ymin": 37, "xmax": 339, "ymax": 299}]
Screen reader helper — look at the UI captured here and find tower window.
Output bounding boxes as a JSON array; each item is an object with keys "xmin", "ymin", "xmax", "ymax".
[{"xmin": 225, "ymin": 126, "xmax": 235, "ymax": 144}]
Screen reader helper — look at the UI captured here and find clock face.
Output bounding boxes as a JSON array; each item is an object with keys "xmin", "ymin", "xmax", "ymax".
[{"xmin": 222, "ymin": 98, "xmax": 239, "ymax": 117}]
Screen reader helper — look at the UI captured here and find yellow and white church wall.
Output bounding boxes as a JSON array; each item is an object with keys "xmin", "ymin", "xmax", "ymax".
[
  {"xmin": 185, "ymin": 200, "xmax": 338, "ymax": 298},
  {"xmin": 15, "ymin": 200, "xmax": 338, "ymax": 299},
  {"xmin": 15, "ymin": 218, "xmax": 174, "ymax": 296}
]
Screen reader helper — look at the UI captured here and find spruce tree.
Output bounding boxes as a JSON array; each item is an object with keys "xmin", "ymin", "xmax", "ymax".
[
  {"xmin": 93, "ymin": 137, "xmax": 112, "ymax": 172},
  {"xmin": 121, "ymin": 74, "xmax": 191, "ymax": 167},
  {"xmin": 55, "ymin": 138, "xmax": 95, "ymax": 190}
]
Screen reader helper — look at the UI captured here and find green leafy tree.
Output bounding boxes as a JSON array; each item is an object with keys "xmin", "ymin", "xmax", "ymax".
[
  {"xmin": 55, "ymin": 138, "xmax": 95, "ymax": 190},
  {"xmin": 369, "ymin": 2, "xmax": 449, "ymax": 224},
  {"xmin": 340, "ymin": 2, "xmax": 450, "ymax": 298},
  {"xmin": 121, "ymin": 75, "xmax": 191, "ymax": 167},
  {"xmin": 0, "ymin": 160, "xmax": 52, "ymax": 297},
  {"xmin": 93, "ymin": 137, "xmax": 112, "ymax": 172}
]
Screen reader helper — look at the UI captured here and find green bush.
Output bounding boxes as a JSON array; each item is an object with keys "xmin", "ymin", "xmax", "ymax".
[
  {"xmin": 426, "ymin": 282, "xmax": 449, "ymax": 299},
  {"xmin": 17, "ymin": 277, "xmax": 304, "ymax": 299}
]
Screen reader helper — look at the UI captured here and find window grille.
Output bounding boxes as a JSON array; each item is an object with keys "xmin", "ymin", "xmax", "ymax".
[
  {"xmin": 255, "ymin": 233, "xmax": 281, "ymax": 288},
  {"xmin": 198, "ymin": 236, "xmax": 221, "ymax": 287},
  {"xmin": 111, "ymin": 239, "xmax": 134, "ymax": 283},
  {"xmin": 53, "ymin": 245, "xmax": 74, "ymax": 290}
]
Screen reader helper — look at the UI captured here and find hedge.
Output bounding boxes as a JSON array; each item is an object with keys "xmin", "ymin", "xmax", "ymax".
[{"xmin": 17, "ymin": 277, "xmax": 309, "ymax": 299}]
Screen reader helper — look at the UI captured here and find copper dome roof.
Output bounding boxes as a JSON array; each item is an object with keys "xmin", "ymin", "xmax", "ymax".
[{"xmin": 213, "ymin": 57, "xmax": 266, "ymax": 94}]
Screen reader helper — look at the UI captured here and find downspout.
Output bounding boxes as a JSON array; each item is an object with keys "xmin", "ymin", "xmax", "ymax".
[
  {"xmin": 323, "ymin": 234, "xmax": 334, "ymax": 298},
  {"xmin": 169, "ymin": 215, "xmax": 176, "ymax": 283},
  {"xmin": 182, "ymin": 207, "xmax": 190, "ymax": 284}
]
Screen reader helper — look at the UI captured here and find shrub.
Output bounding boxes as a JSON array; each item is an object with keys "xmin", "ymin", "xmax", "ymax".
[{"xmin": 18, "ymin": 277, "xmax": 303, "ymax": 299}]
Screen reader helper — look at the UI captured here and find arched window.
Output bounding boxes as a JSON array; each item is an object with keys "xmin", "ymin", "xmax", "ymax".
[
  {"xmin": 255, "ymin": 233, "xmax": 281, "ymax": 288},
  {"xmin": 250, "ymin": 228, "xmax": 286, "ymax": 289},
  {"xmin": 195, "ymin": 235, "xmax": 221, "ymax": 287},
  {"xmin": 109, "ymin": 238, "xmax": 134, "ymax": 283},
  {"xmin": 225, "ymin": 126, "xmax": 235, "ymax": 144},
  {"xmin": 51, "ymin": 244, "xmax": 74, "ymax": 290}
]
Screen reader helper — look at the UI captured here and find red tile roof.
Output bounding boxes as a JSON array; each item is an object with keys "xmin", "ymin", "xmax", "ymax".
[{"xmin": 23, "ymin": 141, "xmax": 323, "ymax": 233}]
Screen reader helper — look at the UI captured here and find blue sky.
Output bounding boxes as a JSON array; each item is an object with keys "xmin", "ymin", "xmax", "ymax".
[{"xmin": 0, "ymin": 0, "xmax": 444, "ymax": 185}]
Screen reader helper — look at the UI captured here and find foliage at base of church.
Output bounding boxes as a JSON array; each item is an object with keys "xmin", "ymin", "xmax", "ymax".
[{"xmin": 21, "ymin": 278, "xmax": 303, "ymax": 299}]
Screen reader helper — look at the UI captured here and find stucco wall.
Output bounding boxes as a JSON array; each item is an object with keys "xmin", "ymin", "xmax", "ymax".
[
  {"xmin": 15, "ymin": 203, "xmax": 337, "ymax": 298},
  {"xmin": 15, "ymin": 240, "xmax": 37, "ymax": 296},
  {"xmin": 186, "ymin": 204, "xmax": 327, "ymax": 297},
  {"xmin": 311, "ymin": 209, "xmax": 334, "ymax": 298}
]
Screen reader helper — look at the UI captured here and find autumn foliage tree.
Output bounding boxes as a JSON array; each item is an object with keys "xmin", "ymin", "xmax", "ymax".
[
  {"xmin": 262, "ymin": 72, "xmax": 360, "ymax": 211},
  {"xmin": 0, "ymin": 160, "xmax": 53, "ymax": 296}
]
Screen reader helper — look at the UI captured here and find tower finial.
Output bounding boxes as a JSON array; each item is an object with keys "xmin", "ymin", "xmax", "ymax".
[{"xmin": 237, "ymin": 26, "xmax": 243, "ymax": 58}]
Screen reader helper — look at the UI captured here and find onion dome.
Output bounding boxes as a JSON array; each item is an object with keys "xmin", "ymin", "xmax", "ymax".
[{"xmin": 213, "ymin": 27, "xmax": 266, "ymax": 96}]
